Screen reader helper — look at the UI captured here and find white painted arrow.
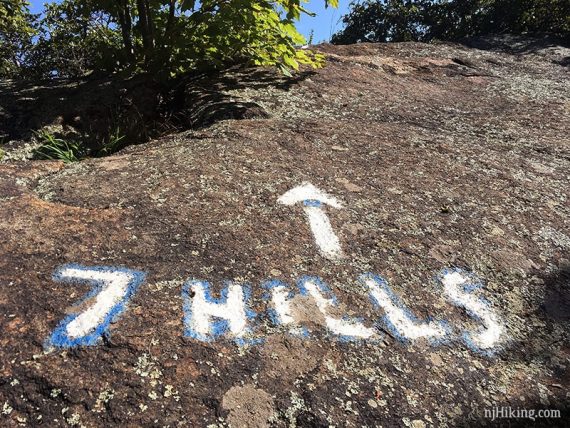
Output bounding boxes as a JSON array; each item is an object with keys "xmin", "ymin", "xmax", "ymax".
[{"xmin": 278, "ymin": 182, "xmax": 344, "ymax": 260}]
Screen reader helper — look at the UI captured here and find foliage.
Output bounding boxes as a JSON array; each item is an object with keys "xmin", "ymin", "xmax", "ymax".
[
  {"xmin": 32, "ymin": 130, "xmax": 85, "ymax": 163},
  {"xmin": 332, "ymin": 0, "xmax": 570, "ymax": 44},
  {"xmin": 96, "ymin": 0, "xmax": 337, "ymax": 76},
  {"xmin": 25, "ymin": 0, "xmax": 124, "ymax": 78},
  {"xmin": 0, "ymin": 0, "xmax": 36, "ymax": 78},
  {"xmin": 182, "ymin": 0, "xmax": 329, "ymax": 75},
  {"xmin": 2, "ymin": 0, "xmax": 338, "ymax": 79}
]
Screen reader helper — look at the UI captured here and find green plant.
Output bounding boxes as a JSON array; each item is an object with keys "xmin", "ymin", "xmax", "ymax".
[
  {"xmin": 96, "ymin": 127, "xmax": 126, "ymax": 156},
  {"xmin": 308, "ymin": 29, "xmax": 315, "ymax": 45},
  {"xmin": 101, "ymin": 0, "xmax": 338, "ymax": 76},
  {"xmin": 332, "ymin": 0, "xmax": 570, "ymax": 44},
  {"xmin": 24, "ymin": 0, "xmax": 122, "ymax": 78},
  {"xmin": 32, "ymin": 130, "xmax": 84, "ymax": 163},
  {"xmin": 0, "ymin": 0, "xmax": 36, "ymax": 78},
  {"xmin": 5, "ymin": 0, "xmax": 339, "ymax": 79}
]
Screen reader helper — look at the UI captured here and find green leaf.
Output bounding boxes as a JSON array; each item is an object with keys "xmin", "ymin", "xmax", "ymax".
[{"xmin": 278, "ymin": 64, "xmax": 293, "ymax": 77}]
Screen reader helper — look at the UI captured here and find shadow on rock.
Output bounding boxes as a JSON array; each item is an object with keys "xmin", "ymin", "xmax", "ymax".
[
  {"xmin": 461, "ymin": 33, "xmax": 569, "ymax": 54},
  {"xmin": 541, "ymin": 265, "xmax": 570, "ymax": 322},
  {"xmin": 0, "ymin": 66, "xmax": 315, "ymax": 155},
  {"xmin": 460, "ymin": 34, "xmax": 570, "ymax": 68},
  {"xmin": 0, "ymin": 75, "xmax": 162, "ymax": 152},
  {"xmin": 168, "ymin": 67, "xmax": 315, "ymax": 129}
]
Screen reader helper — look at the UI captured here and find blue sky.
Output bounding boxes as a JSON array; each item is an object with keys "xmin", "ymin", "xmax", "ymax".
[
  {"xmin": 296, "ymin": 1, "xmax": 351, "ymax": 43},
  {"xmin": 28, "ymin": 1, "xmax": 351, "ymax": 43}
]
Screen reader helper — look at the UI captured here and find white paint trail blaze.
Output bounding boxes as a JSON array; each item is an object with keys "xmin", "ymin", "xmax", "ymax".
[
  {"xmin": 303, "ymin": 205, "xmax": 343, "ymax": 260},
  {"xmin": 62, "ymin": 268, "xmax": 133, "ymax": 339},
  {"xmin": 364, "ymin": 277, "xmax": 447, "ymax": 340},
  {"xmin": 278, "ymin": 182, "xmax": 344, "ymax": 261},
  {"xmin": 190, "ymin": 282, "xmax": 247, "ymax": 339},
  {"xmin": 277, "ymin": 183, "xmax": 342, "ymax": 208},
  {"xmin": 270, "ymin": 284, "xmax": 295, "ymax": 325},
  {"xmin": 302, "ymin": 279, "xmax": 376, "ymax": 339},
  {"xmin": 440, "ymin": 271, "xmax": 503, "ymax": 350}
]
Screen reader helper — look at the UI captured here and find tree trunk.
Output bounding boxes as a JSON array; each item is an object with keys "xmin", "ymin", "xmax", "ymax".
[
  {"xmin": 137, "ymin": 0, "xmax": 154, "ymax": 64},
  {"xmin": 116, "ymin": 0, "xmax": 134, "ymax": 62},
  {"xmin": 145, "ymin": 0, "xmax": 155, "ymax": 47}
]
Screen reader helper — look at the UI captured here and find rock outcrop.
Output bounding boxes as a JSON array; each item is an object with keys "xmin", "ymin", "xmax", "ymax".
[{"xmin": 1, "ymin": 37, "xmax": 569, "ymax": 426}]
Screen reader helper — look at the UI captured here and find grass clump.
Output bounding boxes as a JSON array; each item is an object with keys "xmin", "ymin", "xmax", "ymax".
[
  {"xmin": 32, "ymin": 130, "xmax": 85, "ymax": 163},
  {"xmin": 96, "ymin": 127, "xmax": 125, "ymax": 157}
]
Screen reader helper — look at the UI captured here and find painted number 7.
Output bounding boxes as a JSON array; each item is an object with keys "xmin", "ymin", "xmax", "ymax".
[{"xmin": 46, "ymin": 264, "xmax": 145, "ymax": 348}]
